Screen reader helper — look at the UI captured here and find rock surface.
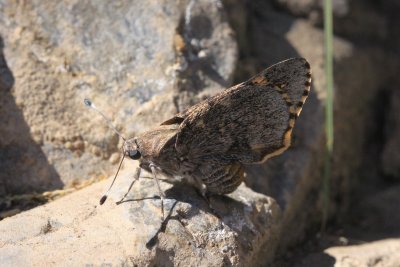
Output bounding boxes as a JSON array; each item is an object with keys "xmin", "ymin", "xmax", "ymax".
[
  {"xmin": 0, "ymin": 0, "xmax": 237, "ymax": 195},
  {"xmin": 381, "ymin": 89, "xmax": 400, "ymax": 179},
  {"xmin": 273, "ymin": 0, "xmax": 349, "ymax": 18},
  {"xmin": 226, "ymin": 0, "xmax": 380, "ymax": 252},
  {"xmin": 298, "ymin": 239, "xmax": 400, "ymax": 267},
  {"xmin": 2, "ymin": 0, "xmax": 400, "ymax": 266},
  {"xmin": 1, "ymin": 1, "xmax": 323, "ymax": 265},
  {"xmin": 0, "ymin": 162, "xmax": 281, "ymax": 266},
  {"xmin": 291, "ymin": 184, "xmax": 400, "ymax": 267}
]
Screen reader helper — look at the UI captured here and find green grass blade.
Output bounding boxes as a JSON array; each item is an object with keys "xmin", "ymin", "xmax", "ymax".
[{"xmin": 322, "ymin": 0, "xmax": 334, "ymax": 233}]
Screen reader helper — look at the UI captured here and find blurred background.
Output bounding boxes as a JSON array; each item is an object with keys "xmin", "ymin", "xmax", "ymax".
[{"xmin": 0, "ymin": 0, "xmax": 399, "ymax": 265}]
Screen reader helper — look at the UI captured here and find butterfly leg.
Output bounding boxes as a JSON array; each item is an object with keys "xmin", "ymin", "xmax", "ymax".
[
  {"xmin": 192, "ymin": 175, "xmax": 221, "ymax": 219},
  {"xmin": 193, "ymin": 175, "xmax": 207, "ymax": 199},
  {"xmin": 116, "ymin": 167, "xmax": 141, "ymax": 204},
  {"xmin": 149, "ymin": 163, "xmax": 166, "ymax": 220}
]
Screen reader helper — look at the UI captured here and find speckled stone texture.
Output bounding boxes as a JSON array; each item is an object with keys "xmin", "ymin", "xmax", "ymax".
[
  {"xmin": 0, "ymin": 164, "xmax": 281, "ymax": 266},
  {"xmin": 0, "ymin": 0, "xmax": 237, "ymax": 195},
  {"xmin": 2, "ymin": 0, "xmax": 399, "ymax": 265}
]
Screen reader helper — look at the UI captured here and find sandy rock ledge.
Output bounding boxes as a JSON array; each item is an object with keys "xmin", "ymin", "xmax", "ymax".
[{"xmin": 0, "ymin": 166, "xmax": 281, "ymax": 266}]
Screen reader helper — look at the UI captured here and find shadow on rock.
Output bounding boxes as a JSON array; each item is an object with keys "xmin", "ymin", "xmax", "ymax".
[
  {"xmin": 293, "ymin": 252, "xmax": 336, "ymax": 267},
  {"xmin": 0, "ymin": 35, "xmax": 63, "ymax": 201},
  {"xmin": 120, "ymin": 181, "xmax": 250, "ymax": 250},
  {"xmin": 164, "ymin": 182, "xmax": 247, "ymax": 223},
  {"xmin": 176, "ymin": 13, "xmax": 230, "ymax": 89}
]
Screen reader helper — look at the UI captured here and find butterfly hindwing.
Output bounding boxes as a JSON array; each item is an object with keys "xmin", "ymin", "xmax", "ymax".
[
  {"xmin": 258, "ymin": 57, "xmax": 312, "ymax": 117},
  {"xmin": 174, "ymin": 58, "xmax": 312, "ymax": 164}
]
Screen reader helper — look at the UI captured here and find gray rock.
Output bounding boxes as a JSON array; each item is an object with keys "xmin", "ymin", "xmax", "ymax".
[
  {"xmin": 230, "ymin": 1, "xmax": 331, "ymax": 251},
  {"xmin": 0, "ymin": 166, "xmax": 281, "ymax": 266},
  {"xmin": 273, "ymin": 0, "xmax": 349, "ymax": 18},
  {"xmin": 355, "ymin": 185, "xmax": 400, "ymax": 235},
  {"xmin": 0, "ymin": 0, "xmax": 237, "ymax": 195},
  {"xmin": 382, "ymin": 89, "xmax": 400, "ymax": 179},
  {"xmin": 298, "ymin": 239, "xmax": 400, "ymax": 267},
  {"xmin": 227, "ymin": 0, "xmax": 396, "ymax": 254},
  {"xmin": 1, "ymin": 0, "xmax": 398, "ymax": 265},
  {"xmin": 334, "ymin": 0, "xmax": 388, "ymax": 43}
]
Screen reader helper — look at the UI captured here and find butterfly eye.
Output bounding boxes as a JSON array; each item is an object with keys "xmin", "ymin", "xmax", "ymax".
[{"xmin": 128, "ymin": 150, "xmax": 141, "ymax": 160}]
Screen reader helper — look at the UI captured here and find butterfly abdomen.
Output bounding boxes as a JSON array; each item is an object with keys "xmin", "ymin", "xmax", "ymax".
[{"xmin": 201, "ymin": 163, "xmax": 244, "ymax": 194}]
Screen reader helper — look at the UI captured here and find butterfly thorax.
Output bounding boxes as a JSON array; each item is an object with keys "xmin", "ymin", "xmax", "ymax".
[{"xmin": 130, "ymin": 125, "xmax": 186, "ymax": 178}]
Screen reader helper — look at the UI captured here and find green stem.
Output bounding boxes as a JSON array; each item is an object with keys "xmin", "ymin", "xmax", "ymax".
[{"xmin": 322, "ymin": 0, "xmax": 334, "ymax": 233}]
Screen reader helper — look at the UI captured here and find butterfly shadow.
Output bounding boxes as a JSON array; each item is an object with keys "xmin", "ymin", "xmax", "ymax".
[
  {"xmin": 117, "ymin": 180, "xmax": 248, "ymax": 249},
  {"xmin": 175, "ymin": 13, "xmax": 230, "ymax": 96}
]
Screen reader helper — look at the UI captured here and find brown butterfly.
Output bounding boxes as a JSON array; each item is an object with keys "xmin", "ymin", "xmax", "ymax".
[{"xmin": 85, "ymin": 57, "xmax": 312, "ymax": 218}]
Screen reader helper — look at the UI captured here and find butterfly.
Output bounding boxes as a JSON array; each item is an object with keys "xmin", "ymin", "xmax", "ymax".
[{"xmin": 86, "ymin": 57, "xmax": 312, "ymax": 217}]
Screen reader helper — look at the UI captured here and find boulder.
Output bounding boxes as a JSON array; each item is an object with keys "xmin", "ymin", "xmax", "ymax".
[
  {"xmin": 0, "ymin": 0, "xmax": 237, "ymax": 195},
  {"xmin": 295, "ymin": 185, "xmax": 400, "ymax": 267},
  {"xmin": 298, "ymin": 239, "xmax": 400, "ymax": 267},
  {"xmin": 0, "ymin": 164, "xmax": 282, "ymax": 266},
  {"xmin": 1, "ymin": 0, "xmax": 397, "ymax": 265},
  {"xmin": 381, "ymin": 89, "xmax": 400, "ymax": 179}
]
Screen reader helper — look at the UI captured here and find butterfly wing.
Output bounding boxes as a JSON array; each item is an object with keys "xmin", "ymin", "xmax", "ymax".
[{"xmin": 174, "ymin": 58, "xmax": 312, "ymax": 164}]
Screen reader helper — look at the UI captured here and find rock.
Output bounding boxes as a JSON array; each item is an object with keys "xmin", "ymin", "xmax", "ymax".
[
  {"xmin": 297, "ymin": 239, "xmax": 400, "ymax": 267},
  {"xmin": 333, "ymin": 0, "xmax": 388, "ymax": 43},
  {"xmin": 272, "ymin": 0, "xmax": 349, "ymax": 18},
  {"xmin": 0, "ymin": 162, "xmax": 282, "ymax": 266},
  {"xmin": 224, "ymin": 0, "xmax": 396, "ymax": 256},
  {"xmin": 352, "ymin": 185, "xmax": 400, "ymax": 236},
  {"xmin": 294, "ymin": 186, "xmax": 400, "ymax": 266},
  {"xmin": 325, "ymin": 240, "xmax": 400, "ymax": 267},
  {"xmin": 271, "ymin": 183, "xmax": 400, "ymax": 267},
  {"xmin": 0, "ymin": 0, "xmax": 237, "ymax": 195},
  {"xmin": 230, "ymin": 0, "xmax": 347, "ymax": 252},
  {"xmin": 381, "ymin": 89, "xmax": 400, "ymax": 179},
  {"xmin": 2, "ymin": 0, "xmax": 398, "ymax": 265}
]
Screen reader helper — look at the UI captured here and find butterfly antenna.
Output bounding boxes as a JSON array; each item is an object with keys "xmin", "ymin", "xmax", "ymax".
[
  {"xmin": 99, "ymin": 153, "xmax": 126, "ymax": 205},
  {"xmin": 84, "ymin": 98, "xmax": 126, "ymax": 141},
  {"xmin": 84, "ymin": 98, "xmax": 127, "ymax": 205}
]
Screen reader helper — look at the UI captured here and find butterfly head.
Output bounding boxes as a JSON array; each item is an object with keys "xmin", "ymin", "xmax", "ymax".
[{"xmin": 123, "ymin": 138, "xmax": 142, "ymax": 160}]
